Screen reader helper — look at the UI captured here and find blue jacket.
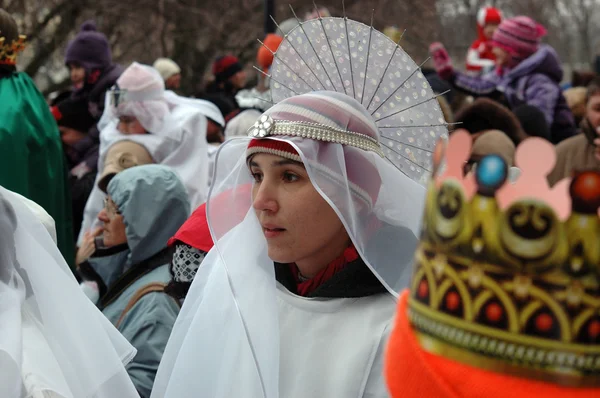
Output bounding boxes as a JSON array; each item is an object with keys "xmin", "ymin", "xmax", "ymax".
[{"xmin": 93, "ymin": 165, "xmax": 190, "ymax": 397}]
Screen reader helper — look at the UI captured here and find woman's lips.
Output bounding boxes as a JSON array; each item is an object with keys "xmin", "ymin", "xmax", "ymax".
[{"xmin": 262, "ymin": 225, "xmax": 285, "ymax": 239}]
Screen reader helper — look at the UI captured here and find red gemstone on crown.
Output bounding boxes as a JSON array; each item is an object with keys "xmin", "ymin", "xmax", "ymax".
[
  {"xmin": 485, "ymin": 303, "xmax": 503, "ymax": 323},
  {"xmin": 589, "ymin": 320, "xmax": 600, "ymax": 340},
  {"xmin": 417, "ymin": 280, "xmax": 429, "ymax": 299},
  {"xmin": 446, "ymin": 292, "xmax": 460, "ymax": 311},
  {"xmin": 570, "ymin": 171, "xmax": 600, "ymax": 213},
  {"xmin": 535, "ymin": 313, "xmax": 553, "ymax": 332}
]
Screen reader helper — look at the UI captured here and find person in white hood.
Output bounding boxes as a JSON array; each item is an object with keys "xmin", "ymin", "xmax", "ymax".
[
  {"xmin": 0, "ymin": 187, "xmax": 139, "ymax": 398},
  {"xmin": 78, "ymin": 62, "xmax": 222, "ymax": 243}
]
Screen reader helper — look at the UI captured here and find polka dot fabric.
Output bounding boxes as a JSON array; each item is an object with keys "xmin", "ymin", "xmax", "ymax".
[{"xmin": 270, "ymin": 16, "xmax": 448, "ymax": 185}]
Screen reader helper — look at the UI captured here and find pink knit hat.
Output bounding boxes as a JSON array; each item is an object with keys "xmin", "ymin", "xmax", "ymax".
[{"xmin": 491, "ymin": 16, "xmax": 547, "ymax": 62}]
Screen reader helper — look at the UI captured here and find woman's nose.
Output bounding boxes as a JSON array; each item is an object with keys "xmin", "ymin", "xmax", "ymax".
[{"xmin": 252, "ymin": 180, "xmax": 278, "ymax": 213}]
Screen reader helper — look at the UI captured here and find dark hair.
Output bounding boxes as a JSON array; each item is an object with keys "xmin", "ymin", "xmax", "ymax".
[
  {"xmin": 454, "ymin": 98, "xmax": 528, "ymax": 145},
  {"xmin": 0, "ymin": 8, "xmax": 19, "ymax": 44},
  {"xmin": 572, "ymin": 70, "xmax": 596, "ymax": 88},
  {"xmin": 164, "ymin": 280, "xmax": 191, "ymax": 301},
  {"xmin": 513, "ymin": 105, "xmax": 551, "ymax": 141},
  {"xmin": 586, "ymin": 76, "xmax": 600, "ymax": 103}
]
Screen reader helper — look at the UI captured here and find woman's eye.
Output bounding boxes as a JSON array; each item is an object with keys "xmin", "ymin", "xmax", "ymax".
[
  {"xmin": 251, "ymin": 172, "xmax": 263, "ymax": 183},
  {"xmin": 283, "ymin": 172, "xmax": 299, "ymax": 182}
]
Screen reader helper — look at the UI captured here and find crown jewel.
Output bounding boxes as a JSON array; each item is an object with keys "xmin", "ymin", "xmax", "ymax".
[
  {"xmin": 409, "ymin": 131, "xmax": 600, "ymax": 387},
  {"xmin": 0, "ymin": 35, "xmax": 26, "ymax": 65}
]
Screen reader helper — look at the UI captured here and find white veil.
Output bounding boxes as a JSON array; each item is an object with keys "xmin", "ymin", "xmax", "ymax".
[
  {"xmin": 152, "ymin": 11, "xmax": 447, "ymax": 398},
  {"xmin": 0, "ymin": 187, "xmax": 138, "ymax": 398}
]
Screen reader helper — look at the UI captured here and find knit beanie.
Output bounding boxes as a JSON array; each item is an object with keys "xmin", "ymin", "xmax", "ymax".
[
  {"xmin": 153, "ymin": 58, "xmax": 181, "ymax": 81},
  {"xmin": 491, "ymin": 16, "xmax": 547, "ymax": 62},
  {"xmin": 476, "ymin": 7, "xmax": 502, "ymax": 42},
  {"xmin": 65, "ymin": 20, "xmax": 111, "ymax": 71},
  {"xmin": 257, "ymin": 34, "xmax": 283, "ymax": 72},
  {"xmin": 477, "ymin": 7, "xmax": 502, "ymax": 29},
  {"xmin": 212, "ymin": 55, "xmax": 243, "ymax": 83}
]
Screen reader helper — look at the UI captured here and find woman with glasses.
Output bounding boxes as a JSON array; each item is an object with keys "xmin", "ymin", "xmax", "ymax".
[{"xmin": 77, "ymin": 164, "xmax": 190, "ymax": 397}]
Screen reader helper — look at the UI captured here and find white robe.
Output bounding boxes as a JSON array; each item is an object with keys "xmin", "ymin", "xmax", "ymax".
[
  {"xmin": 21, "ymin": 308, "xmax": 71, "ymax": 398},
  {"xmin": 276, "ymin": 284, "xmax": 394, "ymax": 398}
]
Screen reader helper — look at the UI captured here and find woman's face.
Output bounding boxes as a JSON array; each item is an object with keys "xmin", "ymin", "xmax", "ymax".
[
  {"xmin": 492, "ymin": 46, "xmax": 510, "ymax": 67},
  {"xmin": 249, "ymin": 153, "xmax": 350, "ymax": 277},
  {"xmin": 98, "ymin": 196, "xmax": 127, "ymax": 247},
  {"xmin": 117, "ymin": 116, "xmax": 146, "ymax": 135}
]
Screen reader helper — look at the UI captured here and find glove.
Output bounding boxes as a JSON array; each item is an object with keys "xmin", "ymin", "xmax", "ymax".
[{"xmin": 429, "ymin": 42, "xmax": 454, "ymax": 81}]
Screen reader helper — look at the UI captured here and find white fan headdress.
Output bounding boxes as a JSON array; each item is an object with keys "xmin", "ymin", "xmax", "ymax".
[{"xmin": 256, "ymin": 4, "xmax": 449, "ymax": 184}]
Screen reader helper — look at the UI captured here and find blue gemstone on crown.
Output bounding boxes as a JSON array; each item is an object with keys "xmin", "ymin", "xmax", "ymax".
[{"xmin": 476, "ymin": 155, "xmax": 507, "ymax": 195}]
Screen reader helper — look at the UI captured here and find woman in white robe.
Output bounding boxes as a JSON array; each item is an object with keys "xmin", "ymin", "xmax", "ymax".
[{"xmin": 0, "ymin": 187, "xmax": 139, "ymax": 398}]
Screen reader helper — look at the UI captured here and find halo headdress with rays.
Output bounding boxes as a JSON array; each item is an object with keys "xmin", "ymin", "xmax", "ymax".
[{"xmin": 253, "ymin": 2, "xmax": 452, "ymax": 185}]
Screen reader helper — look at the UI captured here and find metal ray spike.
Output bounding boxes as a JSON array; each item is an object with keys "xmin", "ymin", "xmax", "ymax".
[
  {"xmin": 343, "ymin": 10, "xmax": 356, "ymax": 97},
  {"xmin": 253, "ymin": 66, "xmax": 300, "ymax": 96},
  {"xmin": 380, "ymin": 142, "xmax": 432, "ymax": 171},
  {"xmin": 312, "ymin": 1, "xmax": 321, "ymax": 18},
  {"xmin": 375, "ymin": 90, "xmax": 451, "ymax": 123},
  {"xmin": 379, "ymin": 122, "xmax": 460, "ymax": 129},
  {"xmin": 315, "ymin": 8, "xmax": 347, "ymax": 94},
  {"xmin": 289, "ymin": 4, "xmax": 302, "ymax": 24},
  {"xmin": 365, "ymin": 45, "xmax": 400, "ymax": 110},
  {"xmin": 289, "ymin": 4, "xmax": 336, "ymax": 92},
  {"xmin": 379, "ymin": 134, "xmax": 434, "ymax": 153},
  {"xmin": 371, "ymin": 57, "xmax": 430, "ymax": 116},
  {"xmin": 257, "ymin": 38, "xmax": 318, "ymax": 92},
  {"xmin": 359, "ymin": 9, "xmax": 375, "ymax": 104},
  {"xmin": 248, "ymin": 94, "xmax": 275, "ymax": 106},
  {"xmin": 269, "ymin": 16, "xmax": 326, "ymax": 90}
]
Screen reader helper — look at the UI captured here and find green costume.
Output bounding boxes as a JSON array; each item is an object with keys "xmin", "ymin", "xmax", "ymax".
[{"xmin": 0, "ymin": 70, "xmax": 75, "ymax": 264}]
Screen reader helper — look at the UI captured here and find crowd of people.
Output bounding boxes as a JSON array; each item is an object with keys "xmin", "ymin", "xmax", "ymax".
[{"xmin": 1, "ymin": 4, "xmax": 599, "ymax": 398}]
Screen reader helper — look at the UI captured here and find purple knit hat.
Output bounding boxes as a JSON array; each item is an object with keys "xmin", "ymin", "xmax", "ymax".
[
  {"xmin": 65, "ymin": 21, "xmax": 111, "ymax": 71},
  {"xmin": 491, "ymin": 16, "xmax": 547, "ymax": 62}
]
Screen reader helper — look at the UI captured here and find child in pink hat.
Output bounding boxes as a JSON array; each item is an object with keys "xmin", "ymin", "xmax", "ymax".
[{"xmin": 430, "ymin": 16, "xmax": 576, "ymax": 144}]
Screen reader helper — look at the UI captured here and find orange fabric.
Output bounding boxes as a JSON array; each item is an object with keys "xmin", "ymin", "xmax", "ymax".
[
  {"xmin": 385, "ymin": 290, "xmax": 599, "ymax": 398},
  {"xmin": 257, "ymin": 34, "xmax": 283, "ymax": 71}
]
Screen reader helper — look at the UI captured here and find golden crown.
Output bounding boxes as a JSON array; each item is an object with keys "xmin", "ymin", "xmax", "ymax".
[
  {"xmin": 0, "ymin": 35, "xmax": 26, "ymax": 65},
  {"xmin": 408, "ymin": 131, "xmax": 600, "ymax": 388}
]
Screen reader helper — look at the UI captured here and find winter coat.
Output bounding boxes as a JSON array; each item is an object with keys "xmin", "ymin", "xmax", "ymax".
[
  {"xmin": 452, "ymin": 45, "xmax": 576, "ymax": 144},
  {"xmin": 79, "ymin": 165, "xmax": 190, "ymax": 397},
  {"xmin": 66, "ymin": 64, "xmax": 124, "ymax": 173},
  {"xmin": 548, "ymin": 120, "xmax": 600, "ymax": 185}
]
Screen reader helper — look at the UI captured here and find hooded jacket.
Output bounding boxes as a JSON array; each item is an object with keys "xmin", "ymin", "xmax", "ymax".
[
  {"xmin": 452, "ymin": 45, "xmax": 576, "ymax": 143},
  {"xmin": 82, "ymin": 165, "xmax": 190, "ymax": 397}
]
